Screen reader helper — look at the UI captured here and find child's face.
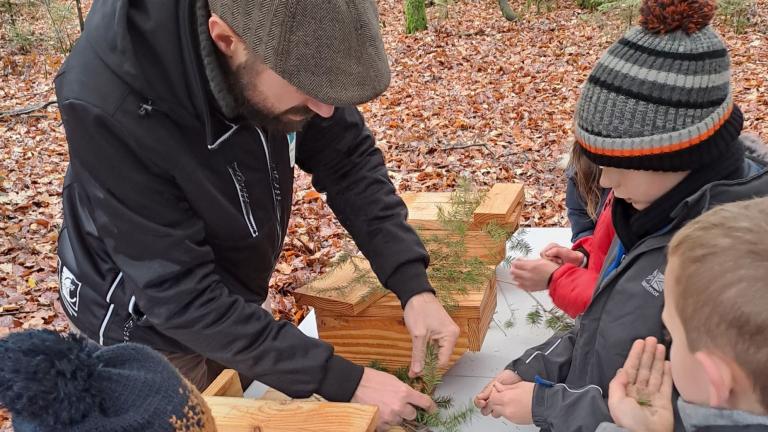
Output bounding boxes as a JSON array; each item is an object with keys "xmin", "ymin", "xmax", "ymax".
[
  {"xmin": 600, "ymin": 167, "xmax": 689, "ymax": 210},
  {"xmin": 662, "ymin": 259, "xmax": 714, "ymax": 406}
]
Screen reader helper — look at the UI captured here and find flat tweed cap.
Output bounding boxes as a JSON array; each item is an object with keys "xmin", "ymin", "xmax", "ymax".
[
  {"xmin": 574, "ymin": 4, "xmax": 743, "ymax": 172},
  {"xmin": 208, "ymin": 0, "xmax": 391, "ymax": 106}
]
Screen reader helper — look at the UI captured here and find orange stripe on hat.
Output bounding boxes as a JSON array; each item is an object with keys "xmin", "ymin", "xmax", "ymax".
[{"xmin": 577, "ymin": 103, "xmax": 733, "ymax": 157}]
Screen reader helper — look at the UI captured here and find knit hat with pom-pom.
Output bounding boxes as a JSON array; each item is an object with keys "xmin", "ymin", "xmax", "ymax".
[
  {"xmin": 0, "ymin": 330, "xmax": 217, "ymax": 432},
  {"xmin": 574, "ymin": 0, "xmax": 744, "ymax": 172}
]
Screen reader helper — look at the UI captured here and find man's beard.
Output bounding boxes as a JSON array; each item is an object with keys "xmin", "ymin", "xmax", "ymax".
[{"xmin": 225, "ymin": 57, "xmax": 314, "ymax": 133}]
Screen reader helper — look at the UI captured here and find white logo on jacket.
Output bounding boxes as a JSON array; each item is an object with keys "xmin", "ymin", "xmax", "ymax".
[
  {"xmin": 642, "ymin": 269, "xmax": 665, "ymax": 297},
  {"xmin": 60, "ymin": 265, "xmax": 81, "ymax": 316}
]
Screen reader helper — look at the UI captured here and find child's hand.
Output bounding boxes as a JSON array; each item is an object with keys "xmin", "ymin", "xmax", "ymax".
[
  {"xmin": 475, "ymin": 369, "xmax": 522, "ymax": 409},
  {"xmin": 607, "ymin": 337, "xmax": 674, "ymax": 432},
  {"xmin": 541, "ymin": 244, "xmax": 585, "ymax": 267},
  {"xmin": 510, "ymin": 258, "xmax": 560, "ymax": 292},
  {"xmin": 484, "ymin": 381, "xmax": 535, "ymax": 424}
]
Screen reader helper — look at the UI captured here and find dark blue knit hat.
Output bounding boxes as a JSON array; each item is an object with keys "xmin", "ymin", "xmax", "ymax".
[{"xmin": 0, "ymin": 330, "xmax": 216, "ymax": 432}]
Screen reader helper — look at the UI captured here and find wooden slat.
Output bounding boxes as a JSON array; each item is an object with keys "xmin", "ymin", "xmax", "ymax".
[
  {"xmin": 254, "ymin": 385, "xmax": 403, "ymax": 432},
  {"xmin": 470, "ymin": 183, "xmax": 525, "ymax": 229},
  {"xmin": 356, "ymin": 278, "xmax": 493, "ymax": 319},
  {"xmin": 417, "ymin": 202, "xmax": 522, "ymax": 265},
  {"xmin": 293, "ymin": 257, "xmax": 388, "ymax": 315},
  {"xmin": 203, "ymin": 369, "xmax": 243, "ymax": 397},
  {"xmin": 316, "ymin": 314, "xmax": 470, "ymax": 371},
  {"xmin": 401, "ymin": 192, "xmax": 453, "ymax": 230},
  {"xmin": 472, "ymin": 278, "xmax": 497, "ymax": 350},
  {"xmin": 205, "ymin": 396, "xmax": 378, "ymax": 432}
]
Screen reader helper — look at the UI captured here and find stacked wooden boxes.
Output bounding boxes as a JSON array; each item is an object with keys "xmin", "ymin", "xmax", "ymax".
[{"xmin": 294, "ymin": 183, "xmax": 525, "ymax": 370}]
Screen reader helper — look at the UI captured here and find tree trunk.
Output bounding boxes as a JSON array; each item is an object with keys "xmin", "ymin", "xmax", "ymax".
[
  {"xmin": 498, "ymin": 0, "xmax": 518, "ymax": 21},
  {"xmin": 404, "ymin": 0, "xmax": 427, "ymax": 34},
  {"xmin": 74, "ymin": 0, "xmax": 85, "ymax": 32}
]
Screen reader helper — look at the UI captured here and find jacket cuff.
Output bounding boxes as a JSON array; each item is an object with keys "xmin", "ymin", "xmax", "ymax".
[
  {"xmin": 531, "ymin": 383, "xmax": 551, "ymax": 429},
  {"xmin": 386, "ymin": 261, "xmax": 436, "ymax": 309},
  {"xmin": 317, "ymin": 355, "xmax": 365, "ymax": 402}
]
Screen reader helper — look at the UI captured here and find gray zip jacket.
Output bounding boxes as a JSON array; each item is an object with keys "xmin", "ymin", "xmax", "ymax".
[{"xmin": 507, "ymin": 153, "xmax": 768, "ymax": 432}]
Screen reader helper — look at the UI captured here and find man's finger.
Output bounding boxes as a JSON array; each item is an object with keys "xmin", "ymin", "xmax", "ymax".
[
  {"xmin": 636, "ymin": 336, "xmax": 658, "ymax": 389},
  {"xmin": 401, "ymin": 404, "xmax": 418, "ymax": 422},
  {"xmin": 622, "ymin": 339, "xmax": 646, "ymax": 385},
  {"xmin": 435, "ymin": 335, "xmax": 456, "ymax": 369},
  {"xmin": 647, "ymin": 343, "xmax": 667, "ymax": 392},
  {"xmin": 409, "ymin": 333, "xmax": 427, "ymax": 377},
  {"xmin": 406, "ymin": 388, "xmax": 437, "ymax": 412}
]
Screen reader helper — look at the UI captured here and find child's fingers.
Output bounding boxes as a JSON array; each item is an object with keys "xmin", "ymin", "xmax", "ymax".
[
  {"xmin": 647, "ymin": 343, "xmax": 667, "ymax": 392},
  {"xmin": 540, "ymin": 243, "xmax": 561, "ymax": 257},
  {"xmin": 660, "ymin": 361, "xmax": 674, "ymax": 399},
  {"xmin": 635, "ymin": 337, "xmax": 659, "ymax": 389},
  {"xmin": 608, "ymin": 368, "xmax": 629, "ymax": 405},
  {"xmin": 622, "ymin": 339, "xmax": 647, "ymax": 385}
]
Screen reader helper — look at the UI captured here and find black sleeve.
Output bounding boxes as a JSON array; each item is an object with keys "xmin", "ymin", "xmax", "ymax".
[
  {"xmin": 297, "ymin": 106, "xmax": 435, "ymax": 308},
  {"xmin": 60, "ymin": 99, "xmax": 362, "ymax": 402},
  {"xmin": 507, "ymin": 327, "xmax": 578, "ymax": 383},
  {"xmin": 566, "ymin": 172, "xmax": 596, "ymax": 243}
]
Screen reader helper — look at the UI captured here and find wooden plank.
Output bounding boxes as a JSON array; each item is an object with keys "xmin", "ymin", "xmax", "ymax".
[
  {"xmin": 255, "ymin": 387, "xmax": 403, "ymax": 432},
  {"xmin": 469, "ymin": 278, "xmax": 497, "ymax": 350},
  {"xmin": 357, "ymin": 278, "xmax": 493, "ymax": 319},
  {"xmin": 471, "ymin": 183, "xmax": 525, "ymax": 229},
  {"xmin": 293, "ymin": 257, "xmax": 388, "ymax": 315},
  {"xmin": 205, "ymin": 396, "xmax": 378, "ymax": 432},
  {"xmin": 315, "ymin": 277, "xmax": 496, "ymax": 370},
  {"xmin": 203, "ymin": 369, "xmax": 243, "ymax": 397},
  {"xmin": 315, "ymin": 314, "xmax": 470, "ymax": 371},
  {"xmin": 419, "ymin": 201, "xmax": 523, "ymax": 265},
  {"xmin": 401, "ymin": 192, "xmax": 453, "ymax": 230}
]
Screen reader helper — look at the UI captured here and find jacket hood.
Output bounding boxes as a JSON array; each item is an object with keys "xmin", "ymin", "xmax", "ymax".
[{"xmin": 81, "ymin": 0, "xmax": 215, "ymax": 138}]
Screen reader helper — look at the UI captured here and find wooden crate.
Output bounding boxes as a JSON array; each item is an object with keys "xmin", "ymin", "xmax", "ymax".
[
  {"xmin": 314, "ymin": 277, "xmax": 496, "ymax": 371},
  {"xmin": 293, "ymin": 257, "xmax": 388, "ymax": 316},
  {"xmin": 401, "ymin": 183, "xmax": 525, "ymax": 264},
  {"xmin": 203, "ymin": 370, "xmax": 378, "ymax": 432}
]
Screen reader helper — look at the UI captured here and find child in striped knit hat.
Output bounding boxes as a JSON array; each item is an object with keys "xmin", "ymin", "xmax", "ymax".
[{"xmin": 475, "ymin": 0, "xmax": 768, "ymax": 430}]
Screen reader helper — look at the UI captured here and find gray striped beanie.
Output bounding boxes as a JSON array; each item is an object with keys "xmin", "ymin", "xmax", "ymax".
[
  {"xmin": 207, "ymin": 0, "xmax": 391, "ymax": 106},
  {"xmin": 575, "ymin": 0, "xmax": 743, "ymax": 172}
]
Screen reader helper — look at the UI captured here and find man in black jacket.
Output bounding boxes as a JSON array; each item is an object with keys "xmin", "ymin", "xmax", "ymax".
[{"xmin": 55, "ymin": 0, "xmax": 458, "ymax": 427}]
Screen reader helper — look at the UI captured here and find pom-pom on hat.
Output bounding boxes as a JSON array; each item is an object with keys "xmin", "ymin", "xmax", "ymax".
[
  {"xmin": 574, "ymin": 0, "xmax": 744, "ymax": 172},
  {"xmin": 0, "ymin": 330, "xmax": 217, "ymax": 432}
]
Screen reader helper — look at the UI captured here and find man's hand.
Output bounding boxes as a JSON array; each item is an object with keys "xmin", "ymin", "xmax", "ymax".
[
  {"xmin": 351, "ymin": 367, "xmax": 437, "ymax": 431},
  {"xmin": 510, "ymin": 258, "xmax": 560, "ymax": 292},
  {"xmin": 403, "ymin": 292, "xmax": 460, "ymax": 377},
  {"xmin": 475, "ymin": 369, "xmax": 522, "ymax": 410},
  {"xmin": 541, "ymin": 243, "xmax": 585, "ymax": 267},
  {"xmin": 484, "ymin": 381, "xmax": 535, "ymax": 424},
  {"xmin": 607, "ymin": 337, "xmax": 674, "ymax": 432}
]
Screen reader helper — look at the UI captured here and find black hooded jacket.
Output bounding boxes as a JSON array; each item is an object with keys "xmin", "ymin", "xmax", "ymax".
[{"xmin": 54, "ymin": 0, "xmax": 433, "ymax": 402}]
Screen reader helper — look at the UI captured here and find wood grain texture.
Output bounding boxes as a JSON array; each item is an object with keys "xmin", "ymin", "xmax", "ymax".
[
  {"xmin": 400, "ymin": 192, "xmax": 454, "ymax": 230},
  {"xmin": 205, "ymin": 396, "xmax": 378, "ymax": 432},
  {"xmin": 293, "ymin": 257, "xmax": 387, "ymax": 315},
  {"xmin": 203, "ymin": 369, "xmax": 243, "ymax": 397},
  {"xmin": 315, "ymin": 313, "xmax": 470, "ymax": 371},
  {"xmin": 470, "ymin": 183, "xmax": 525, "ymax": 229},
  {"xmin": 418, "ymin": 202, "xmax": 523, "ymax": 264},
  {"xmin": 314, "ymin": 278, "xmax": 496, "ymax": 370}
]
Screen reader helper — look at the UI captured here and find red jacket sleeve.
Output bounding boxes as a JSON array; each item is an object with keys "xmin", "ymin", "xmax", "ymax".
[{"xmin": 549, "ymin": 193, "xmax": 615, "ymax": 317}]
